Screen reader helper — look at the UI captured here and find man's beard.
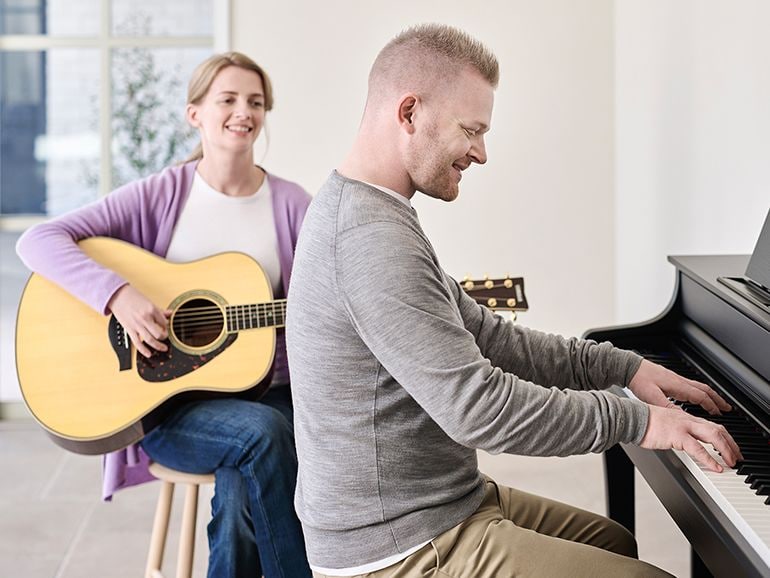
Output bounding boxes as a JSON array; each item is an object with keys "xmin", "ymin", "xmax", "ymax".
[{"xmin": 405, "ymin": 126, "xmax": 460, "ymax": 202}]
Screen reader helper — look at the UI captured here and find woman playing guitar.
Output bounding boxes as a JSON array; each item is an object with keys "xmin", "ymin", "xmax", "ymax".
[{"xmin": 16, "ymin": 52, "xmax": 312, "ymax": 578}]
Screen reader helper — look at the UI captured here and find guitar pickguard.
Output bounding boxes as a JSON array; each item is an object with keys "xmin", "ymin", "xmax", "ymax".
[{"xmin": 136, "ymin": 334, "xmax": 238, "ymax": 382}]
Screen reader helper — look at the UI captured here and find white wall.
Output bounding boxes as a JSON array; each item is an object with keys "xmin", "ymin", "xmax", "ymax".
[
  {"xmin": 615, "ymin": 0, "xmax": 770, "ymax": 324},
  {"xmin": 232, "ymin": 0, "xmax": 616, "ymax": 338},
  {"xmin": 5, "ymin": 3, "xmax": 769, "ymax": 403}
]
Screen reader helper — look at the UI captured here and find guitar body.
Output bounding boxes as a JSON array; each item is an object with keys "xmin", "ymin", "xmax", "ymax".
[{"xmin": 16, "ymin": 238, "xmax": 276, "ymax": 455}]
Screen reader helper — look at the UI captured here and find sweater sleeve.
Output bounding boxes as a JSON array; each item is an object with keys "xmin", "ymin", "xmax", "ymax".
[
  {"xmin": 16, "ymin": 175, "xmax": 174, "ymax": 315},
  {"xmin": 450, "ymin": 278, "xmax": 644, "ymax": 391},
  {"xmin": 336, "ymin": 221, "xmax": 649, "ymax": 456},
  {"xmin": 269, "ymin": 175, "xmax": 312, "ymax": 295}
]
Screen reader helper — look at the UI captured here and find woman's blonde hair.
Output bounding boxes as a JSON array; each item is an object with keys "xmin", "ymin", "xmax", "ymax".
[{"xmin": 184, "ymin": 51, "xmax": 274, "ymax": 162}]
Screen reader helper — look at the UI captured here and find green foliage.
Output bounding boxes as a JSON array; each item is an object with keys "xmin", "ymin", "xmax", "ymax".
[
  {"xmin": 82, "ymin": 14, "xmax": 196, "ymax": 190},
  {"xmin": 111, "ymin": 43, "xmax": 194, "ymax": 187}
]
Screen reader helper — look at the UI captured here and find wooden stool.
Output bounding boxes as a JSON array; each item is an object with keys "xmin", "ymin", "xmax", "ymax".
[{"xmin": 146, "ymin": 462, "xmax": 216, "ymax": 578}]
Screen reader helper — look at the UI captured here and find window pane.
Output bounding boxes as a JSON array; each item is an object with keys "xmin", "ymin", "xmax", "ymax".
[
  {"xmin": 0, "ymin": 0, "xmax": 43, "ymax": 34},
  {"xmin": 111, "ymin": 46, "xmax": 209, "ymax": 187},
  {"xmin": 1, "ymin": 51, "xmax": 46, "ymax": 213},
  {"xmin": 111, "ymin": 0, "xmax": 213, "ymax": 37},
  {"xmin": 0, "ymin": 49, "xmax": 100, "ymax": 216},
  {"xmin": 47, "ymin": 0, "xmax": 100, "ymax": 36},
  {"xmin": 46, "ymin": 49, "xmax": 100, "ymax": 214},
  {"xmin": 0, "ymin": 0, "xmax": 100, "ymax": 36},
  {"xmin": 0, "ymin": 231, "xmax": 25, "ymax": 402}
]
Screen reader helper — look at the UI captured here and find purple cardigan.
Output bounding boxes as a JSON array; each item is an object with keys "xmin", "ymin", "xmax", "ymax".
[{"xmin": 16, "ymin": 161, "xmax": 311, "ymax": 499}]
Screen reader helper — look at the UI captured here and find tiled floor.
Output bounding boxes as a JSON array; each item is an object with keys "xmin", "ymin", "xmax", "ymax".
[
  {"xmin": 0, "ymin": 418, "xmax": 691, "ymax": 578},
  {"xmin": 0, "ymin": 419, "xmax": 211, "ymax": 578}
]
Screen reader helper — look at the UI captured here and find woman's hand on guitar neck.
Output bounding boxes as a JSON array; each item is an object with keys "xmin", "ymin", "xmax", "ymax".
[{"xmin": 107, "ymin": 284, "xmax": 171, "ymax": 357}]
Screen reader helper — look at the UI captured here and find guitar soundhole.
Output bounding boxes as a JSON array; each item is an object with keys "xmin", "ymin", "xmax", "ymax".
[{"xmin": 172, "ymin": 297, "xmax": 225, "ymax": 349}]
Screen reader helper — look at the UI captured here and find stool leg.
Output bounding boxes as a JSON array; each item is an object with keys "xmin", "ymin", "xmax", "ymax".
[
  {"xmin": 146, "ymin": 480, "xmax": 174, "ymax": 578},
  {"xmin": 176, "ymin": 483, "xmax": 200, "ymax": 578}
]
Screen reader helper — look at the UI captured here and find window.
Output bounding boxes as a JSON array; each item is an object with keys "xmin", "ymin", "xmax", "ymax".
[
  {"xmin": 0, "ymin": 0, "xmax": 229, "ymax": 405},
  {"xmin": 0, "ymin": 0, "xmax": 228, "ymax": 218}
]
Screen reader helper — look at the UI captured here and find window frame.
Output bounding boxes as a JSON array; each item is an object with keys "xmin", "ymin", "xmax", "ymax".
[{"xmin": 0, "ymin": 0, "xmax": 230, "ymax": 231}]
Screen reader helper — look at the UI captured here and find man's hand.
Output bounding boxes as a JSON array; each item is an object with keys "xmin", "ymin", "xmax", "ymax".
[
  {"xmin": 629, "ymin": 359, "xmax": 732, "ymax": 415},
  {"xmin": 640, "ymin": 405, "xmax": 743, "ymax": 472},
  {"xmin": 107, "ymin": 284, "xmax": 171, "ymax": 358}
]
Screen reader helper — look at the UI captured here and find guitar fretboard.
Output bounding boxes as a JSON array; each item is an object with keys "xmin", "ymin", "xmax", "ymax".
[{"xmin": 226, "ymin": 301, "xmax": 287, "ymax": 332}]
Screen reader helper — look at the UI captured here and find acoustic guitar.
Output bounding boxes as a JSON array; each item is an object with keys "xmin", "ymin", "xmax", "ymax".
[{"xmin": 15, "ymin": 237, "xmax": 527, "ymax": 455}]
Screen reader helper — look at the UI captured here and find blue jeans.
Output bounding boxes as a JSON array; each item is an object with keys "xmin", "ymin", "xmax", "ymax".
[{"xmin": 141, "ymin": 386, "xmax": 311, "ymax": 578}]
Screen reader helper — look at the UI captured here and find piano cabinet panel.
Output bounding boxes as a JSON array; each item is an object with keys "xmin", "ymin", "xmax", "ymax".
[{"xmin": 679, "ymin": 271, "xmax": 770, "ymax": 390}]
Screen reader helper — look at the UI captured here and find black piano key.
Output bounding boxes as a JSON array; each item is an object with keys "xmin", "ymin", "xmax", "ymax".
[
  {"xmin": 735, "ymin": 461, "xmax": 770, "ymax": 474},
  {"xmin": 736, "ymin": 462, "xmax": 770, "ymax": 476},
  {"xmin": 748, "ymin": 475, "xmax": 770, "ymax": 487},
  {"xmin": 728, "ymin": 430, "xmax": 765, "ymax": 439},
  {"xmin": 736, "ymin": 451, "xmax": 770, "ymax": 461},
  {"xmin": 731, "ymin": 440, "xmax": 768, "ymax": 450},
  {"xmin": 744, "ymin": 468, "xmax": 770, "ymax": 477},
  {"xmin": 733, "ymin": 446, "xmax": 769, "ymax": 454}
]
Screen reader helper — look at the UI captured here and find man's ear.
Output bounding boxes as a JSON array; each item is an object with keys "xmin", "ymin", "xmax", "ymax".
[
  {"xmin": 397, "ymin": 94, "xmax": 419, "ymax": 134},
  {"xmin": 186, "ymin": 103, "xmax": 200, "ymax": 128}
]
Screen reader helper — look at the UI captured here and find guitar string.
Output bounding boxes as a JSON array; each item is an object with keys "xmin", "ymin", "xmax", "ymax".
[
  {"xmin": 166, "ymin": 285, "xmax": 510, "ymax": 327},
  {"xmin": 172, "ymin": 303, "xmax": 287, "ymax": 314},
  {"xmin": 174, "ymin": 319, "xmax": 286, "ymax": 330},
  {"xmin": 174, "ymin": 307, "xmax": 286, "ymax": 317},
  {"xmin": 174, "ymin": 313, "xmax": 286, "ymax": 324},
  {"xmin": 172, "ymin": 308, "xmax": 287, "ymax": 330},
  {"xmin": 173, "ymin": 308, "xmax": 287, "ymax": 320},
  {"xmin": 173, "ymin": 304, "xmax": 287, "ymax": 317},
  {"xmin": 174, "ymin": 311, "xmax": 286, "ymax": 319}
]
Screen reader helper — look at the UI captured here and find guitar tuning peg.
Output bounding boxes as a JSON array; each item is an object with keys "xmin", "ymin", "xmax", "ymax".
[
  {"xmin": 511, "ymin": 312, "xmax": 517, "ymax": 322},
  {"xmin": 504, "ymin": 278, "xmax": 513, "ymax": 288},
  {"xmin": 506, "ymin": 298, "xmax": 517, "ymax": 308},
  {"xmin": 462, "ymin": 275, "xmax": 470, "ymax": 282},
  {"xmin": 483, "ymin": 273, "xmax": 489, "ymax": 280},
  {"xmin": 464, "ymin": 279, "xmax": 475, "ymax": 291},
  {"xmin": 484, "ymin": 279, "xmax": 494, "ymax": 289}
]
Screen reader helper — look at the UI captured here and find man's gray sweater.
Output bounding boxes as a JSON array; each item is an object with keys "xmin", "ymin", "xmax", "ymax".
[{"xmin": 286, "ymin": 171, "xmax": 649, "ymax": 568}]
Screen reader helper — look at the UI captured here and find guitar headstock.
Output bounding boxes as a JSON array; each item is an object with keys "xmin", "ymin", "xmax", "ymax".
[{"xmin": 460, "ymin": 275, "xmax": 529, "ymax": 313}]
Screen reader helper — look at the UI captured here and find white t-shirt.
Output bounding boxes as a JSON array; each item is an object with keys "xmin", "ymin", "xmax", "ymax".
[{"xmin": 166, "ymin": 171, "xmax": 281, "ymax": 296}]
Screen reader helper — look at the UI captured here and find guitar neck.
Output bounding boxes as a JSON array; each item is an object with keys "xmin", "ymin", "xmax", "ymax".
[{"xmin": 226, "ymin": 299, "xmax": 287, "ymax": 332}]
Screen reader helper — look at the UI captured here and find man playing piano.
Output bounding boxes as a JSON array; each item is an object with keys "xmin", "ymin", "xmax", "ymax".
[{"xmin": 286, "ymin": 23, "xmax": 743, "ymax": 577}]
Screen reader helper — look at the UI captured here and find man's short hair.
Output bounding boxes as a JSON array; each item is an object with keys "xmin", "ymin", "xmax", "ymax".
[{"xmin": 368, "ymin": 23, "xmax": 499, "ymax": 102}]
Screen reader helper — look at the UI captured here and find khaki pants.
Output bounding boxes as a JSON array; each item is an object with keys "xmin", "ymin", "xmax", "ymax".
[{"xmin": 314, "ymin": 478, "xmax": 673, "ymax": 578}]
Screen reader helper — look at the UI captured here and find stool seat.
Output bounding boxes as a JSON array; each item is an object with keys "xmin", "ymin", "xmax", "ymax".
[
  {"xmin": 145, "ymin": 463, "xmax": 215, "ymax": 578},
  {"xmin": 149, "ymin": 463, "xmax": 216, "ymax": 485}
]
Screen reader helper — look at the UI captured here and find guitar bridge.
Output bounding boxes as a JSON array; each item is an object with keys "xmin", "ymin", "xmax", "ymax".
[{"xmin": 108, "ymin": 315, "xmax": 132, "ymax": 371}]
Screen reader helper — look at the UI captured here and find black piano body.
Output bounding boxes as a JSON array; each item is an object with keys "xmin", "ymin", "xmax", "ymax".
[{"xmin": 584, "ymin": 255, "xmax": 770, "ymax": 578}]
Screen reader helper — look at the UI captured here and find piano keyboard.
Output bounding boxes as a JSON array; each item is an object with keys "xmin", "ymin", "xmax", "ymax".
[
  {"xmin": 633, "ymin": 349, "xmax": 770, "ymax": 567},
  {"xmin": 672, "ymin": 444, "xmax": 770, "ymax": 568}
]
